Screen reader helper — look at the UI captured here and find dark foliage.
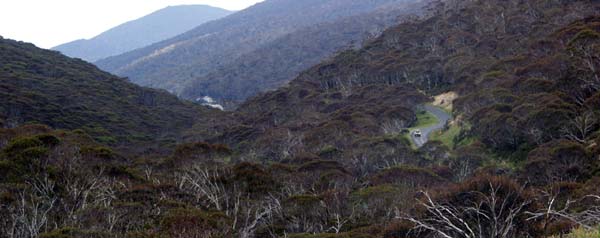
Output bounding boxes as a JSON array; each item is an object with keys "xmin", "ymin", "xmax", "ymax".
[{"xmin": 0, "ymin": 38, "xmax": 221, "ymax": 145}]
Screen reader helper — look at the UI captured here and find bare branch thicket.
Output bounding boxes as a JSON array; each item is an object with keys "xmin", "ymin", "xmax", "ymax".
[
  {"xmin": 1, "ymin": 204, "xmax": 18, "ymax": 238},
  {"xmin": 580, "ymin": 44, "xmax": 600, "ymax": 92},
  {"xmin": 278, "ymin": 182, "xmax": 308, "ymax": 200},
  {"xmin": 239, "ymin": 148, "xmax": 259, "ymax": 162},
  {"xmin": 60, "ymin": 170, "xmax": 106, "ymax": 225},
  {"xmin": 527, "ymin": 192, "xmax": 600, "ymax": 231},
  {"xmin": 326, "ymin": 199, "xmax": 355, "ymax": 234},
  {"xmin": 327, "ymin": 212, "xmax": 353, "ymax": 234},
  {"xmin": 96, "ymin": 178, "xmax": 120, "ymax": 209},
  {"xmin": 10, "ymin": 191, "xmax": 57, "ymax": 238},
  {"xmin": 281, "ymin": 130, "xmax": 304, "ymax": 160},
  {"xmin": 180, "ymin": 166, "xmax": 229, "ymax": 211},
  {"xmin": 335, "ymin": 77, "xmax": 355, "ymax": 98},
  {"xmin": 526, "ymin": 127, "xmax": 545, "ymax": 146},
  {"xmin": 399, "ymin": 184, "xmax": 532, "ymax": 238},
  {"xmin": 180, "ymin": 165, "xmax": 286, "ymax": 238},
  {"xmin": 143, "ymin": 165, "xmax": 161, "ymax": 185},
  {"xmin": 104, "ymin": 206, "xmax": 124, "ymax": 233},
  {"xmin": 451, "ymin": 158, "xmax": 478, "ymax": 183},
  {"xmin": 561, "ymin": 111, "xmax": 597, "ymax": 144},
  {"xmin": 180, "ymin": 166, "xmax": 248, "ymax": 223},
  {"xmin": 349, "ymin": 155, "xmax": 372, "ymax": 179},
  {"xmin": 381, "ymin": 119, "xmax": 407, "ymax": 135},
  {"xmin": 238, "ymin": 196, "xmax": 281, "ymax": 238},
  {"xmin": 374, "ymin": 155, "xmax": 410, "ymax": 173}
]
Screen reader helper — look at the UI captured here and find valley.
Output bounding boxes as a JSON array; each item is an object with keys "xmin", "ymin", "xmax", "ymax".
[
  {"xmin": 96, "ymin": 0, "xmax": 427, "ymax": 107},
  {"xmin": 0, "ymin": 0, "xmax": 600, "ymax": 238}
]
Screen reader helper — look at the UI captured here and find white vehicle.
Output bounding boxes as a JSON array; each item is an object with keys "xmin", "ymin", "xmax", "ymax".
[{"xmin": 413, "ymin": 129, "xmax": 422, "ymax": 137}]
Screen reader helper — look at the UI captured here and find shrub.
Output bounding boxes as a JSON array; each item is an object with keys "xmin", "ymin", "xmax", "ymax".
[
  {"xmin": 106, "ymin": 165, "xmax": 143, "ymax": 181},
  {"xmin": 318, "ymin": 145, "xmax": 342, "ymax": 159},
  {"xmin": 351, "ymin": 184, "xmax": 412, "ymax": 222},
  {"xmin": 288, "ymin": 232, "xmax": 374, "ymax": 238},
  {"xmin": 232, "ymin": 162, "xmax": 276, "ymax": 194},
  {"xmin": 2, "ymin": 136, "xmax": 43, "ymax": 156},
  {"xmin": 80, "ymin": 146, "xmax": 114, "ymax": 160},
  {"xmin": 369, "ymin": 165, "xmax": 445, "ymax": 187},
  {"xmin": 524, "ymin": 140, "xmax": 594, "ymax": 184},
  {"xmin": 159, "ymin": 208, "xmax": 230, "ymax": 237},
  {"xmin": 166, "ymin": 142, "xmax": 231, "ymax": 168},
  {"xmin": 40, "ymin": 227, "xmax": 111, "ymax": 238},
  {"xmin": 382, "ymin": 220, "xmax": 417, "ymax": 238},
  {"xmin": 34, "ymin": 134, "xmax": 60, "ymax": 147},
  {"xmin": 298, "ymin": 160, "xmax": 347, "ymax": 173}
]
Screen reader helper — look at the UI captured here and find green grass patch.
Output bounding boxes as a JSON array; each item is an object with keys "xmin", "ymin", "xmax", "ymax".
[
  {"xmin": 428, "ymin": 121, "xmax": 477, "ymax": 149},
  {"xmin": 429, "ymin": 124, "xmax": 460, "ymax": 148},
  {"xmin": 402, "ymin": 133, "xmax": 417, "ymax": 149},
  {"xmin": 554, "ymin": 227, "xmax": 600, "ymax": 238},
  {"xmin": 410, "ymin": 109, "xmax": 438, "ymax": 129}
]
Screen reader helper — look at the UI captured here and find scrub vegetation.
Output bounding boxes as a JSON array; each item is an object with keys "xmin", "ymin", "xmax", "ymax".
[{"xmin": 1, "ymin": 0, "xmax": 600, "ymax": 237}]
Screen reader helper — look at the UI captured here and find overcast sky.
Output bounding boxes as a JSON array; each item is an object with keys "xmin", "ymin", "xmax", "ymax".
[{"xmin": 0, "ymin": 0, "xmax": 263, "ymax": 49}]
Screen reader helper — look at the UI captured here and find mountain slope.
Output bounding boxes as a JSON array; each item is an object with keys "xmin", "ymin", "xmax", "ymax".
[
  {"xmin": 180, "ymin": 3, "xmax": 426, "ymax": 106},
  {"xmin": 0, "ymin": 37, "xmax": 220, "ymax": 144},
  {"xmin": 52, "ymin": 5, "xmax": 231, "ymax": 62},
  {"xmin": 200, "ymin": 0, "xmax": 600, "ymax": 164},
  {"xmin": 96, "ymin": 0, "xmax": 426, "ymax": 105},
  {"xmin": 1, "ymin": 1, "xmax": 600, "ymax": 237}
]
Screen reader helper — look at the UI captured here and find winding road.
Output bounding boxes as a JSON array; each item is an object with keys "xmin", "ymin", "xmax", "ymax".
[{"xmin": 411, "ymin": 104, "xmax": 452, "ymax": 148}]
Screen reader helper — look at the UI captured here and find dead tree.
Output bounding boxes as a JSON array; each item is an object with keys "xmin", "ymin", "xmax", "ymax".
[
  {"xmin": 562, "ymin": 111, "xmax": 597, "ymax": 144},
  {"xmin": 399, "ymin": 185, "xmax": 534, "ymax": 238},
  {"xmin": 381, "ymin": 119, "xmax": 407, "ymax": 135},
  {"xmin": 238, "ymin": 197, "xmax": 280, "ymax": 238},
  {"xmin": 11, "ymin": 192, "xmax": 57, "ymax": 238},
  {"xmin": 527, "ymin": 192, "xmax": 600, "ymax": 231},
  {"xmin": 60, "ymin": 170, "xmax": 105, "ymax": 226},
  {"xmin": 180, "ymin": 166, "xmax": 228, "ymax": 211}
]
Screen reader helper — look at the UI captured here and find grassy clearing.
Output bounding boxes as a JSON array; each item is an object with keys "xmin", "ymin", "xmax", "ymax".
[
  {"xmin": 429, "ymin": 123, "xmax": 460, "ymax": 148},
  {"xmin": 410, "ymin": 109, "xmax": 438, "ymax": 129},
  {"xmin": 429, "ymin": 122, "xmax": 476, "ymax": 149}
]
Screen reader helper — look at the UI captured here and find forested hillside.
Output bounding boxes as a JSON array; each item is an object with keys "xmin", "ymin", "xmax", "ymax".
[
  {"xmin": 0, "ymin": 37, "xmax": 220, "ymax": 146},
  {"xmin": 1, "ymin": 0, "xmax": 600, "ymax": 238},
  {"xmin": 53, "ymin": 5, "xmax": 231, "ymax": 62},
  {"xmin": 197, "ymin": 0, "xmax": 600, "ymax": 236},
  {"xmin": 179, "ymin": 3, "xmax": 425, "ymax": 106},
  {"xmin": 96, "ymin": 0, "xmax": 426, "ymax": 107}
]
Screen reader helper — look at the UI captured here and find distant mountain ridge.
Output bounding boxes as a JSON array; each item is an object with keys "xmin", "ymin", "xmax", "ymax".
[
  {"xmin": 52, "ymin": 5, "xmax": 231, "ymax": 62},
  {"xmin": 95, "ymin": 0, "xmax": 426, "ymax": 107},
  {"xmin": 180, "ymin": 3, "xmax": 426, "ymax": 106}
]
